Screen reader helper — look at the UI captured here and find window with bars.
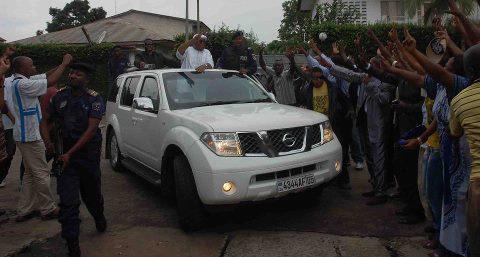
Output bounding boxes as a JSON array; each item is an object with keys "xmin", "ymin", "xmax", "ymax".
[
  {"xmin": 343, "ymin": 0, "xmax": 367, "ymax": 24},
  {"xmin": 380, "ymin": 1, "xmax": 405, "ymax": 23}
]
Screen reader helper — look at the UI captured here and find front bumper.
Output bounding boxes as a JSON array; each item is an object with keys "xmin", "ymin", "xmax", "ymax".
[{"xmin": 186, "ymin": 137, "xmax": 342, "ymax": 205}]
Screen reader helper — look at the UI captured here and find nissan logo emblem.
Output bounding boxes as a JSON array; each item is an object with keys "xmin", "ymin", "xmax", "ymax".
[{"xmin": 282, "ymin": 133, "xmax": 296, "ymax": 147}]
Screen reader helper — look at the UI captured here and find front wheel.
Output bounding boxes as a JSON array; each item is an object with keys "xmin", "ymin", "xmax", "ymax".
[
  {"xmin": 107, "ymin": 132, "xmax": 123, "ymax": 172},
  {"xmin": 173, "ymin": 154, "xmax": 208, "ymax": 231}
]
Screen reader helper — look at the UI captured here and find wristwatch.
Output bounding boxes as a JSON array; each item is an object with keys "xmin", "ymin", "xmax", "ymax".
[{"xmin": 416, "ymin": 137, "xmax": 424, "ymax": 144}]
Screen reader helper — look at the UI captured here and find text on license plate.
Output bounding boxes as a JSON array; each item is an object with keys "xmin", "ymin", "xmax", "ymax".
[{"xmin": 277, "ymin": 174, "xmax": 316, "ymax": 193}]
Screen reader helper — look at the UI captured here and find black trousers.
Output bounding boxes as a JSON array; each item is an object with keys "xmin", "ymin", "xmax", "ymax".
[
  {"xmin": 57, "ymin": 157, "xmax": 104, "ymax": 240},
  {"xmin": 333, "ymin": 118, "xmax": 353, "ymax": 185},
  {"xmin": 393, "ymin": 144, "xmax": 423, "ymax": 213},
  {"xmin": 0, "ymin": 129, "xmax": 16, "ymax": 184}
]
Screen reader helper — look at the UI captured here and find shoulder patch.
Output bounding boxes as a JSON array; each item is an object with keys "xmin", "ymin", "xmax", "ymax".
[{"xmin": 86, "ymin": 89, "xmax": 99, "ymax": 97}]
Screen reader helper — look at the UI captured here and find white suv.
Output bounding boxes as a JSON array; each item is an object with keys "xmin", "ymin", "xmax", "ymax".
[{"xmin": 106, "ymin": 69, "xmax": 342, "ymax": 230}]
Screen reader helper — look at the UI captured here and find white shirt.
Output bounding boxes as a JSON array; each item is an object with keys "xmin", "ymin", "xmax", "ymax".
[
  {"xmin": 176, "ymin": 46, "xmax": 214, "ymax": 69},
  {"xmin": 11, "ymin": 73, "xmax": 47, "ymax": 143},
  {"xmin": 2, "ymin": 75, "xmax": 14, "ymax": 130}
]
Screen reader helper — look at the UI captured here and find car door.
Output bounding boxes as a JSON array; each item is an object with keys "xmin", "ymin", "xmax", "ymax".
[
  {"xmin": 117, "ymin": 75, "xmax": 142, "ymax": 156},
  {"xmin": 130, "ymin": 75, "xmax": 165, "ymax": 170}
]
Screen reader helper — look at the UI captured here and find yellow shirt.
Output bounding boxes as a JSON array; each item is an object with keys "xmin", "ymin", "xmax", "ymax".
[
  {"xmin": 450, "ymin": 82, "xmax": 480, "ymax": 182},
  {"xmin": 312, "ymin": 82, "xmax": 329, "ymax": 116},
  {"xmin": 425, "ymin": 97, "xmax": 440, "ymax": 149}
]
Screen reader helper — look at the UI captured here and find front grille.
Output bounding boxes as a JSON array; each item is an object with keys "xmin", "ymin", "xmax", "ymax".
[
  {"xmin": 237, "ymin": 125, "xmax": 318, "ymax": 156},
  {"xmin": 311, "ymin": 124, "xmax": 322, "ymax": 146},
  {"xmin": 267, "ymin": 127, "xmax": 305, "ymax": 153},
  {"xmin": 253, "ymin": 164, "xmax": 317, "ymax": 183},
  {"xmin": 238, "ymin": 133, "xmax": 262, "ymax": 154}
]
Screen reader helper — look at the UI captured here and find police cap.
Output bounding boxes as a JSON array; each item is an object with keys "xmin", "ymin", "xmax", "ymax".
[{"xmin": 70, "ymin": 62, "xmax": 95, "ymax": 74}]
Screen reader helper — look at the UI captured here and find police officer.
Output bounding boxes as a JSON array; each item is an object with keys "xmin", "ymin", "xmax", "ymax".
[
  {"xmin": 217, "ymin": 31, "xmax": 257, "ymax": 76},
  {"xmin": 42, "ymin": 62, "xmax": 106, "ymax": 257}
]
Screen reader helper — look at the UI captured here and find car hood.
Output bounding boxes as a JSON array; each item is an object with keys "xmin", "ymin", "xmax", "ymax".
[{"xmin": 173, "ymin": 103, "xmax": 328, "ymax": 132}]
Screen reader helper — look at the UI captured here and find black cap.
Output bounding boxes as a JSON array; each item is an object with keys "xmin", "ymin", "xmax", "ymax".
[
  {"xmin": 232, "ymin": 31, "xmax": 244, "ymax": 40},
  {"xmin": 70, "ymin": 62, "xmax": 95, "ymax": 74}
]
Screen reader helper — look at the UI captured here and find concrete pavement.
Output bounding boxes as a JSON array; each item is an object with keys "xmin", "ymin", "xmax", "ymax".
[{"xmin": 0, "ymin": 130, "xmax": 431, "ymax": 257}]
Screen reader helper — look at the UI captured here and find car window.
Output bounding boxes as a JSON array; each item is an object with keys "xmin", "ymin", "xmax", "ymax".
[
  {"xmin": 108, "ymin": 77, "xmax": 122, "ymax": 102},
  {"xmin": 162, "ymin": 72, "xmax": 272, "ymax": 110},
  {"xmin": 120, "ymin": 76, "xmax": 140, "ymax": 107},
  {"xmin": 137, "ymin": 77, "xmax": 160, "ymax": 112}
]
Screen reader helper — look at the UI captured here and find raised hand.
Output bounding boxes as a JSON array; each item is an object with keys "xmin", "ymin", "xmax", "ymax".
[
  {"xmin": 379, "ymin": 58, "xmax": 393, "ymax": 72},
  {"xmin": 62, "ymin": 54, "xmax": 73, "ymax": 66},
  {"xmin": 447, "ymin": 0, "xmax": 462, "ymax": 17},
  {"xmin": 2, "ymin": 46, "xmax": 15, "ymax": 58},
  {"xmin": 0, "ymin": 57, "xmax": 11, "ymax": 75},
  {"xmin": 332, "ymin": 42, "xmax": 340, "ymax": 55},
  {"xmin": 297, "ymin": 45, "xmax": 308, "ymax": 56},
  {"xmin": 403, "ymin": 36, "xmax": 417, "ymax": 53},
  {"xmin": 389, "ymin": 25, "xmax": 399, "ymax": 42},
  {"xmin": 354, "ymin": 34, "xmax": 361, "ymax": 48},
  {"xmin": 435, "ymin": 30, "xmax": 451, "ymax": 41},
  {"xmin": 308, "ymin": 39, "xmax": 319, "ymax": 51},
  {"xmin": 259, "ymin": 43, "xmax": 266, "ymax": 54}
]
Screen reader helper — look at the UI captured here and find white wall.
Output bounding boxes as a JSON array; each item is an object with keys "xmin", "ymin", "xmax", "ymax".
[{"xmin": 366, "ymin": 0, "xmax": 382, "ymax": 23}]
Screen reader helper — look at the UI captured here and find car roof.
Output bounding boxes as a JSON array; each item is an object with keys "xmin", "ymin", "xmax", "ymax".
[{"xmin": 118, "ymin": 69, "xmax": 239, "ymax": 78}]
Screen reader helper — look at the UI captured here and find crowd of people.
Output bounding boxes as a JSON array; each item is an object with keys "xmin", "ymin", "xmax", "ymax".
[{"xmin": 0, "ymin": 0, "xmax": 479, "ymax": 256}]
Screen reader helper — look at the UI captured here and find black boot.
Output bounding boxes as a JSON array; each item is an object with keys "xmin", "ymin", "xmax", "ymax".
[
  {"xmin": 95, "ymin": 215, "xmax": 107, "ymax": 233},
  {"xmin": 66, "ymin": 239, "xmax": 81, "ymax": 257}
]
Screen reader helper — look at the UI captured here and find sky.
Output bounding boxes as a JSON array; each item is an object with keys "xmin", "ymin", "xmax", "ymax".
[{"xmin": 1, "ymin": 0, "xmax": 285, "ymax": 43}]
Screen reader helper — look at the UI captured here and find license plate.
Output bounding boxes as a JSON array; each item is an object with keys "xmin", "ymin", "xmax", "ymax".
[{"xmin": 277, "ymin": 174, "xmax": 316, "ymax": 193}]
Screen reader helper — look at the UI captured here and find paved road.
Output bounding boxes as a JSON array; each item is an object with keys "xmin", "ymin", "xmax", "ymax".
[{"xmin": 0, "ymin": 131, "xmax": 429, "ymax": 257}]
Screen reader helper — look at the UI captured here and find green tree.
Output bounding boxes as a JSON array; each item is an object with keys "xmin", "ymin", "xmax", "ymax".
[
  {"xmin": 278, "ymin": 0, "xmax": 313, "ymax": 42},
  {"xmin": 46, "ymin": 0, "xmax": 107, "ymax": 32},
  {"xmin": 279, "ymin": 0, "xmax": 360, "ymax": 42},
  {"xmin": 404, "ymin": 0, "xmax": 475, "ymax": 23},
  {"xmin": 174, "ymin": 24, "xmax": 261, "ymax": 61},
  {"xmin": 315, "ymin": 0, "xmax": 360, "ymax": 24}
]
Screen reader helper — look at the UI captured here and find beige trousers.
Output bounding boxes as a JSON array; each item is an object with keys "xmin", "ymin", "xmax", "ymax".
[{"xmin": 16, "ymin": 140, "xmax": 56, "ymax": 216}]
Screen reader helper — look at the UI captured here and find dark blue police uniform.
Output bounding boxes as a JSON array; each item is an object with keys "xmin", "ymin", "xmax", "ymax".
[{"xmin": 48, "ymin": 86, "xmax": 105, "ymax": 241}]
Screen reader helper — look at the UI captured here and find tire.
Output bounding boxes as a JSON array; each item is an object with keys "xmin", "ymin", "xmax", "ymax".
[
  {"xmin": 173, "ymin": 154, "xmax": 208, "ymax": 231},
  {"xmin": 108, "ymin": 131, "xmax": 123, "ymax": 172}
]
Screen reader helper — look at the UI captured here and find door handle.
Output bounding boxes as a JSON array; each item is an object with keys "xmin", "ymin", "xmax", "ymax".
[{"xmin": 132, "ymin": 117, "xmax": 143, "ymax": 121}]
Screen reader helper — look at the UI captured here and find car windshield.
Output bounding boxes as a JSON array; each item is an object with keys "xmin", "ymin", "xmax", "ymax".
[{"xmin": 162, "ymin": 71, "xmax": 273, "ymax": 110}]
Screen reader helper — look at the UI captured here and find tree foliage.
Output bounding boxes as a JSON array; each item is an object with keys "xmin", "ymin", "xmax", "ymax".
[
  {"xmin": 46, "ymin": 0, "xmax": 107, "ymax": 32},
  {"xmin": 278, "ymin": 0, "xmax": 314, "ymax": 42},
  {"xmin": 279, "ymin": 0, "xmax": 360, "ymax": 42},
  {"xmin": 315, "ymin": 0, "xmax": 360, "ymax": 24},
  {"xmin": 0, "ymin": 43, "xmax": 114, "ymax": 96},
  {"xmin": 404, "ymin": 0, "xmax": 475, "ymax": 23},
  {"xmin": 174, "ymin": 24, "xmax": 261, "ymax": 62}
]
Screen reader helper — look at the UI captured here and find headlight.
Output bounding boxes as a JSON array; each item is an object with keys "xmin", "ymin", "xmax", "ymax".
[
  {"xmin": 201, "ymin": 133, "xmax": 242, "ymax": 156},
  {"xmin": 321, "ymin": 120, "xmax": 334, "ymax": 144}
]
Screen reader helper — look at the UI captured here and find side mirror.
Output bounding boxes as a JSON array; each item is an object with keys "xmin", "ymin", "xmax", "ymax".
[{"xmin": 133, "ymin": 97, "xmax": 155, "ymax": 112}]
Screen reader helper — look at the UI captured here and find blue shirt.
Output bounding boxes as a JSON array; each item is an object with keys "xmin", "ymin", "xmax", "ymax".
[{"xmin": 49, "ymin": 87, "xmax": 105, "ymax": 158}]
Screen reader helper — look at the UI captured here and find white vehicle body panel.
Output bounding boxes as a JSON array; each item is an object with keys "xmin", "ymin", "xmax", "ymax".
[{"xmin": 106, "ymin": 69, "xmax": 342, "ymax": 205}]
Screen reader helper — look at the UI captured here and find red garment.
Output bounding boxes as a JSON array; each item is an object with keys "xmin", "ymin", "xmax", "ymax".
[{"xmin": 41, "ymin": 86, "xmax": 58, "ymax": 117}]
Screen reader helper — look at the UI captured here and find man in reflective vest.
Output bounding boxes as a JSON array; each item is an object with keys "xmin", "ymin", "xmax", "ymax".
[{"xmin": 11, "ymin": 54, "xmax": 72, "ymax": 222}]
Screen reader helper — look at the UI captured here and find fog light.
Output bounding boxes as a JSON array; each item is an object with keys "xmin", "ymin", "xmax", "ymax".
[
  {"xmin": 222, "ymin": 181, "xmax": 236, "ymax": 195},
  {"xmin": 335, "ymin": 160, "xmax": 341, "ymax": 172}
]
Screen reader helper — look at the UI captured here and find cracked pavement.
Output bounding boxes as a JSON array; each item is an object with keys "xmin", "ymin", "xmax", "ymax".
[{"xmin": 0, "ymin": 130, "xmax": 430, "ymax": 257}]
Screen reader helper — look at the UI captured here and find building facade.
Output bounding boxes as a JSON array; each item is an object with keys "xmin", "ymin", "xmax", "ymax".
[{"xmin": 300, "ymin": 0, "xmax": 480, "ymax": 24}]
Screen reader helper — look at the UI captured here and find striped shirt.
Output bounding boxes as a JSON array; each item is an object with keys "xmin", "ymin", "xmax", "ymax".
[
  {"xmin": 265, "ymin": 67, "xmax": 296, "ymax": 105},
  {"xmin": 450, "ymin": 82, "xmax": 480, "ymax": 182}
]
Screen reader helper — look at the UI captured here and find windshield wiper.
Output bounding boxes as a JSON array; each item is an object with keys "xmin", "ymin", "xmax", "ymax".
[
  {"xmin": 199, "ymin": 100, "xmax": 244, "ymax": 106},
  {"xmin": 242, "ymin": 98, "xmax": 272, "ymax": 103}
]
